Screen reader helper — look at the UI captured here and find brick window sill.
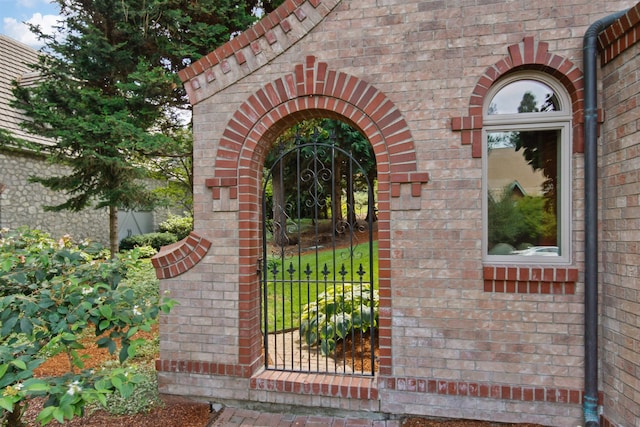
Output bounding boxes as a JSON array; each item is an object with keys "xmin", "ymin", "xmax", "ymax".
[{"xmin": 483, "ymin": 265, "xmax": 578, "ymax": 295}]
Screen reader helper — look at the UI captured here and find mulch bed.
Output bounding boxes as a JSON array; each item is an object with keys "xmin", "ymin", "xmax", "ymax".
[{"xmin": 22, "ymin": 395, "xmax": 214, "ymax": 427}]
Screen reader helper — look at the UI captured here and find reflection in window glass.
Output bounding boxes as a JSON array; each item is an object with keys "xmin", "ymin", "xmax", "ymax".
[
  {"xmin": 488, "ymin": 80, "xmax": 559, "ymax": 115},
  {"xmin": 486, "ymin": 130, "xmax": 559, "ymax": 256}
]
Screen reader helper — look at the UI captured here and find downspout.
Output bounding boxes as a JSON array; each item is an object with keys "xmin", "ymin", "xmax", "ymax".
[{"xmin": 582, "ymin": 9, "xmax": 629, "ymax": 427}]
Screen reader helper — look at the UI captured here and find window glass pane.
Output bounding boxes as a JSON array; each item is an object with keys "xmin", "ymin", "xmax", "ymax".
[
  {"xmin": 486, "ymin": 129, "xmax": 560, "ymax": 256},
  {"xmin": 488, "ymin": 80, "xmax": 560, "ymax": 115}
]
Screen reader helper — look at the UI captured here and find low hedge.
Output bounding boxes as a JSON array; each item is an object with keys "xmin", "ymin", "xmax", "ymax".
[{"xmin": 119, "ymin": 232, "xmax": 178, "ymax": 252}]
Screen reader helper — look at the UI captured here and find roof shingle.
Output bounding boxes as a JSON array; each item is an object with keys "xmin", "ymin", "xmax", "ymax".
[{"xmin": 0, "ymin": 34, "xmax": 52, "ymax": 147}]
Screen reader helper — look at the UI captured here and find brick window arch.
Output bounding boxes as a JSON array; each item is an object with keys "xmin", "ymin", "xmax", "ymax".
[{"xmin": 452, "ymin": 36, "xmax": 588, "ymax": 158}]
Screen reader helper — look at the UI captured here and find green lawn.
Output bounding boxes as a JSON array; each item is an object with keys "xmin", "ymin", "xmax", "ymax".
[{"xmin": 262, "ymin": 241, "xmax": 378, "ymax": 332}]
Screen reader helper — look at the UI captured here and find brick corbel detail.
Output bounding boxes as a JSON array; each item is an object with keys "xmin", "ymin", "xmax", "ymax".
[
  {"xmin": 451, "ymin": 36, "xmax": 589, "ymax": 157},
  {"xmin": 483, "ymin": 265, "xmax": 578, "ymax": 295},
  {"xmin": 151, "ymin": 232, "xmax": 212, "ymax": 279},
  {"xmin": 451, "ymin": 116, "xmax": 483, "ymax": 158},
  {"xmin": 205, "ymin": 177, "xmax": 238, "ymax": 200},
  {"xmin": 390, "ymin": 172, "xmax": 430, "ymax": 198},
  {"xmin": 177, "ymin": 0, "xmax": 339, "ymax": 103}
]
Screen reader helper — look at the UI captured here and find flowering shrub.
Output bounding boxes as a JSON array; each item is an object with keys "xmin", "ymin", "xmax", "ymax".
[
  {"xmin": 0, "ymin": 227, "xmax": 175, "ymax": 426},
  {"xmin": 300, "ymin": 283, "xmax": 378, "ymax": 356}
]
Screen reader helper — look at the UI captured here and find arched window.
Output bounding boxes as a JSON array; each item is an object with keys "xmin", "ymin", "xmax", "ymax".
[{"xmin": 483, "ymin": 72, "xmax": 571, "ymax": 263}]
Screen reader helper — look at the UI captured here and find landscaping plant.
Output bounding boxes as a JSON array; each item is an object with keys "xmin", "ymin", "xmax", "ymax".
[
  {"xmin": 158, "ymin": 214, "xmax": 193, "ymax": 241},
  {"xmin": 118, "ymin": 232, "xmax": 178, "ymax": 252},
  {"xmin": 0, "ymin": 227, "xmax": 175, "ymax": 426},
  {"xmin": 299, "ymin": 282, "xmax": 378, "ymax": 356}
]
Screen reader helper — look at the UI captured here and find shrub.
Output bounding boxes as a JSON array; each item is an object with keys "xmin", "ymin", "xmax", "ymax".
[
  {"xmin": 118, "ymin": 249, "xmax": 160, "ymax": 300},
  {"xmin": 118, "ymin": 232, "xmax": 177, "ymax": 252},
  {"xmin": 158, "ymin": 215, "xmax": 193, "ymax": 241},
  {"xmin": 0, "ymin": 227, "xmax": 175, "ymax": 426},
  {"xmin": 300, "ymin": 283, "xmax": 378, "ymax": 356},
  {"xmin": 97, "ymin": 363, "xmax": 162, "ymax": 416}
]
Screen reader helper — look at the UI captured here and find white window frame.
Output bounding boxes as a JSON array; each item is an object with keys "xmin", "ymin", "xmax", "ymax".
[{"xmin": 482, "ymin": 72, "xmax": 572, "ymax": 264}]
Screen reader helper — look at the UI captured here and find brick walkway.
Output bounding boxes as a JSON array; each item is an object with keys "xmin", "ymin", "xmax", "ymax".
[{"xmin": 210, "ymin": 407, "xmax": 402, "ymax": 427}]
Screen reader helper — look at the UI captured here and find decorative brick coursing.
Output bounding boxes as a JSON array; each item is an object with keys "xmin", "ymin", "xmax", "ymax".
[
  {"xmin": 598, "ymin": 4, "xmax": 640, "ymax": 65},
  {"xmin": 483, "ymin": 266, "xmax": 578, "ymax": 294},
  {"xmin": 151, "ymin": 232, "xmax": 212, "ymax": 279},
  {"xmin": 178, "ymin": 0, "xmax": 341, "ymax": 104},
  {"xmin": 156, "ymin": 357, "xmax": 594, "ymax": 408},
  {"xmin": 155, "ymin": 358, "xmax": 256, "ymax": 378},
  {"xmin": 379, "ymin": 376, "xmax": 599, "ymax": 406},
  {"xmin": 250, "ymin": 371, "xmax": 378, "ymax": 400},
  {"xmin": 451, "ymin": 36, "xmax": 587, "ymax": 156}
]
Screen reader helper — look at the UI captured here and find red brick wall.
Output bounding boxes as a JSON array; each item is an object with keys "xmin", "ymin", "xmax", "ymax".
[
  {"xmin": 600, "ymin": 4, "xmax": 640, "ymax": 426},
  {"xmin": 155, "ymin": 0, "xmax": 640, "ymax": 425}
]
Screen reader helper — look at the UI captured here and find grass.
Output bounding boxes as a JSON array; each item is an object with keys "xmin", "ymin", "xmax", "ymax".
[{"xmin": 263, "ymin": 240, "xmax": 378, "ymax": 332}]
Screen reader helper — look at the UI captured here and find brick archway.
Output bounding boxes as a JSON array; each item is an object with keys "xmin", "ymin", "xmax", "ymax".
[
  {"xmin": 451, "ymin": 36, "xmax": 587, "ymax": 157},
  {"xmin": 155, "ymin": 56, "xmax": 429, "ymax": 393},
  {"xmin": 205, "ymin": 55, "xmax": 429, "ymax": 382}
]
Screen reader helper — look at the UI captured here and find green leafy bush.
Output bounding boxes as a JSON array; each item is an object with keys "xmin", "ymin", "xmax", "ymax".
[
  {"xmin": 300, "ymin": 283, "xmax": 378, "ymax": 356},
  {"xmin": 97, "ymin": 363, "xmax": 162, "ymax": 415},
  {"xmin": 118, "ymin": 232, "xmax": 177, "ymax": 252},
  {"xmin": 158, "ymin": 214, "xmax": 193, "ymax": 241},
  {"xmin": 119, "ymin": 249, "xmax": 160, "ymax": 300},
  {"xmin": 0, "ymin": 227, "xmax": 175, "ymax": 426}
]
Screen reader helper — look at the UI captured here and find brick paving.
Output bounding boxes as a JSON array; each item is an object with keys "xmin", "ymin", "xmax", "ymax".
[{"xmin": 210, "ymin": 407, "xmax": 402, "ymax": 427}]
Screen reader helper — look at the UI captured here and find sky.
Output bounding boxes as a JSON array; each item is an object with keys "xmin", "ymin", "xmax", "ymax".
[{"xmin": 0, "ymin": 0, "xmax": 61, "ymax": 48}]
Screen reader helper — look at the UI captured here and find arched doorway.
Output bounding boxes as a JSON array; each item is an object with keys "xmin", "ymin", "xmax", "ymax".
[
  {"xmin": 261, "ymin": 122, "xmax": 377, "ymax": 375},
  {"xmin": 173, "ymin": 56, "xmax": 430, "ymax": 384}
]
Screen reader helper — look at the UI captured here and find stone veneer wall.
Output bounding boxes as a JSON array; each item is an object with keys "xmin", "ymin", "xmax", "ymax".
[{"xmin": 0, "ymin": 149, "xmax": 109, "ymax": 244}]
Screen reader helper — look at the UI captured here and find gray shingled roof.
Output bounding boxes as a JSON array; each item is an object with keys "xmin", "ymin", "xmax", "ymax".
[{"xmin": 0, "ymin": 34, "xmax": 53, "ymax": 147}]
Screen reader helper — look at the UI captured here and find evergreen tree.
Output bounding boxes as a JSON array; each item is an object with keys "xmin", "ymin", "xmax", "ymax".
[{"xmin": 10, "ymin": 0, "xmax": 281, "ymax": 255}]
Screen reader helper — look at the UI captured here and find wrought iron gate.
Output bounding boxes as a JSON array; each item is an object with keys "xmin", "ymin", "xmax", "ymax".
[{"xmin": 261, "ymin": 136, "xmax": 376, "ymax": 375}]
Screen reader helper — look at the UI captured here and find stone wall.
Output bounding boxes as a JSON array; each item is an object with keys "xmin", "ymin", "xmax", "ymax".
[
  {"xmin": 155, "ymin": 1, "xmax": 640, "ymax": 425},
  {"xmin": 0, "ymin": 149, "xmax": 109, "ymax": 244}
]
